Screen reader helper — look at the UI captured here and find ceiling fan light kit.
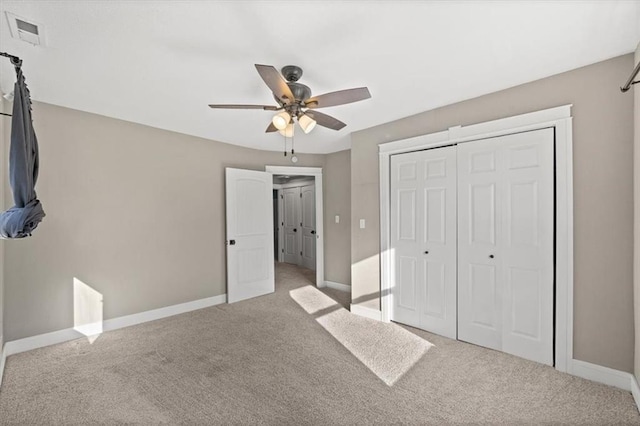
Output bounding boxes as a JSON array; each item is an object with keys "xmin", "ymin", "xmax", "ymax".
[
  {"xmin": 209, "ymin": 64, "xmax": 371, "ymax": 138},
  {"xmin": 272, "ymin": 111, "xmax": 291, "ymax": 130},
  {"xmin": 279, "ymin": 123, "xmax": 295, "ymax": 138},
  {"xmin": 298, "ymin": 114, "xmax": 316, "ymax": 134}
]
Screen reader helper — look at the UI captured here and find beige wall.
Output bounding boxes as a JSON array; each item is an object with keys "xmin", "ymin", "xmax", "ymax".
[
  {"xmin": 351, "ymin": 54, "xmax": 635, "ymax": 372},
  {"xmin": 634, "ymin": 43, "xmax": 640, "ymax": 381},
  {"xmin": 3, "ymin": 102, "xmax": 330, "ymax": 342},
  {"xmin": 0, "ymin": 109, "xmax": 5, "ymax": 349},
  {"xmin": 323, "ymin": 149, "xmax": 351, "ymax": 285}
]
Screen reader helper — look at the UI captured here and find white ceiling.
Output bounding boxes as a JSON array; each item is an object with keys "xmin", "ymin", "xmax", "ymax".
[{"xmin": 0, "ymin": 1, "xmax": 638, "ymax": 154}]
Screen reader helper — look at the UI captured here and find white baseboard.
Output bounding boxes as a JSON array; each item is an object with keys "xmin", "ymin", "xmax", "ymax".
[
  {"xmin": 0, "ymin": 294, "xmax": 227, "ymax": 389},
  {"xmin": 324, "ymin": 281, "xmax": 351, "ymax": 292},
  {"xmin": 350, "ymin": 303, "xmax": 382, "ymax": 321},
  {"xmin": 570, "ymin": 359, "xmax": 634, "ymax": 391},
  {"xmin": 569, "ymin": 359, "xmax": 640, "ymax": 413},
  {"xmin": 0, "ymin": 344, "xmax": 7, "ymax": 389},
  {"xmin": 631, "ymin": 374, "xmax": 640, "ymax": 412}
]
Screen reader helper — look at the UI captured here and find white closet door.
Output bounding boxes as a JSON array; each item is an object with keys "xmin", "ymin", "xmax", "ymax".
[
  {"xmin": 283, "ymin": 187, "xmax": 301, "ymax": 265},
  {"xmin": 301, "ymin": 184, "xmax": 316, "ymax": 270},
  {"xmin": 390, "ymin": 146, "xmax": 457, "ymax": 338},
  {"xmin": 457, "ymin": 128, "xmax": 554, "ymax": 365}
]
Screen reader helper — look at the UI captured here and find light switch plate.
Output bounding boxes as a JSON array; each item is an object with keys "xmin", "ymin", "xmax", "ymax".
[
  {"xmin": 335, "ymin": 215, "xmax": 340, "ymax": 224},
  {"xmin": 359, "ymin": 219, "xmax": 365, "ymax": 229}
]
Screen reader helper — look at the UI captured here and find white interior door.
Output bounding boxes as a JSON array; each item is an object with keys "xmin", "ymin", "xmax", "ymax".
[
  {"xmin": 457, "ymin": 128, "xmax": 554, "ymax": 365},
  {"xmin": 301, "ymin": 184, "xmax": 316, "ymax": 270},
  {"xmin": 390, "ymin": 146, "xmax": 458, "ymax": 339},
  {"xmin": 226, "ymin": 168, "xmax": 275, "ymax": 303},
  {"xmin": 282, "ymin": 187, "xmax": 301, "ymax": 265}
]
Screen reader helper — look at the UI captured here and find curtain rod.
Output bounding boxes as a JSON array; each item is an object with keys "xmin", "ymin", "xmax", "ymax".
[
  {"xmin": 620, "ymin": 60, "xmax": 640, "ymax": 93},
  {"xmin": 0, "ymin": 52, "xmax": 21, "ymax": 117},
  {"xmin": 0, "ymin": 51, "xmax": 21, "ymax": 66}
]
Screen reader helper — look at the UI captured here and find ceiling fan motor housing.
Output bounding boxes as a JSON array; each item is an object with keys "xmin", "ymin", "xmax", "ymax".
[
  {"xmin": 274, "ymin": 65, "xmax": 312, "ymax": 117},
  {"xmin": 287, "ymin": 82, "xmax": 311, "ymax": 103},
  {"xmin": 281, "ymin": 65, "xmax": 303, "ymax": 82}
]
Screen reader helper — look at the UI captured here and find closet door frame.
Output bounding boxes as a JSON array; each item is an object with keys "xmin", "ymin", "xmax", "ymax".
[{"xmin": 379, "ymin": 105, "xmax": 573, "ymax": 373}]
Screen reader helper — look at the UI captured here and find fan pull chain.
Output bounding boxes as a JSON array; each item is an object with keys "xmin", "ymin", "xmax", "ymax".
[{"xmin": 283, "ymin": 133, "xmax": 287, "ymax": 157}]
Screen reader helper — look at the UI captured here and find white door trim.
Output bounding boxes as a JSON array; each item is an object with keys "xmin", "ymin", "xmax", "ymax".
[
  {"xmin": 266, "ymin": 166, "xmax": 325, "ymax": 287},
  {"xmin": 379, "ymin": 104, "xmax": 573, "ymax": 373}
]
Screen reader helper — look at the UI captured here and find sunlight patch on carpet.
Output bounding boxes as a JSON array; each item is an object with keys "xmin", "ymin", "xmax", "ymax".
[{"xmin": 290, "ymin": 285, "xmax": 433, "ymax": 385}]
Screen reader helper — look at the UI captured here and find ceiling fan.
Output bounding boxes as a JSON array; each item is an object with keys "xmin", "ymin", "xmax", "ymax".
[{"xmin": 208, "ymin": 64, "xmax": 371, "ymax": 136}]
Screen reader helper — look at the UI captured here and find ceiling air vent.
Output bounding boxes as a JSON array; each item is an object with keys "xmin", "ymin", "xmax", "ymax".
[{"xmin": 5, "ymin": 12, "xmax": 45, "ymax": 46}]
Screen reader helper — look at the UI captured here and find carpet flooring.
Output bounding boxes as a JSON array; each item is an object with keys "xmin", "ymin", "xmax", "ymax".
[{"xmin": 0, "ymin": 262, "xmax": 638, "ymax": 424}]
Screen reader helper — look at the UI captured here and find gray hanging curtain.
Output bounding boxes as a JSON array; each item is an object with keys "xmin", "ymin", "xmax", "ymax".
[{"xmin": 0, "ymin": 68, "xmax": 45, "ymax": 238}]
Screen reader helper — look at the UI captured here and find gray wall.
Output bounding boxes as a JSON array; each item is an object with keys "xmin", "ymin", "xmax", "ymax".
[
  {"xmin": 3, "ymin": 102, "xmax": 331, "ymax": 342},
  {"xmin": 351, "ymin": 54, "xmax": 635, "ymax": 373},
  {"xmin": 634, "ymin": 43, "xmax": 640, "ymax": 382},
  {"xmin": 0, "ymin": 107, "xmax": 5, "ymax": 349},
  {"xmin": 323, "ymin": 149, "xmax": 351, "ymax": 286}
]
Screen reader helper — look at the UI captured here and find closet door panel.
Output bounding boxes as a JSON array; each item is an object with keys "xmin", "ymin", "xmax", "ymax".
[
  {"xmin": 458, "ymin": 138, "xmax": 503, "ymax": 351},
  {"xmin": 282, "ymin": 187, "xmax": 301, "ymax": 265},
  {"xmin": 501, "ymin": 129, "xmax": 554, "ymax": 366},
  {"xmin": 391, "ymin": 146, "xmax": 457, "ymax": 338},
  {"xmin": 391, "ymin": 157, "xmax": 421, "ymax": 328},
  {"xmin": 458, "ymin": 128, "xmax": 554, "ymax": 366},
  {"xmin": 417, "ymin": 147, "xmax": 457, "ymax": 338}
]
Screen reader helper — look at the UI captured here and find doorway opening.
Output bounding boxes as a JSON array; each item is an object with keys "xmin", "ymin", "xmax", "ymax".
[
  {"xmin": 273, "ymin": 175, "xmax": 316, "ymax": 271},
  {"xmin": 266, "ymin": 166, "xmax": 324, "ymax": 288}
]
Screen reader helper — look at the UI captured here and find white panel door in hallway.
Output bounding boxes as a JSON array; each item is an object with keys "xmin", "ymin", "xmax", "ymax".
[
  {"xmin": 300, "ymin": 184, "xmax": 316, "ymax": 270},
  {"xmin": 457, "ymin": 128, "xmax": 554, "ymax": 365},
  {"xmin": 390, "ymin": 145, "xmax": 458, "ymax": 339},
  {"xmin": 282, "ymin": 187, "xmax": 301, "ymax": 265},
  {"xmin": 225, "ymin": 168, "xmax": 275, "ymax": 303}
]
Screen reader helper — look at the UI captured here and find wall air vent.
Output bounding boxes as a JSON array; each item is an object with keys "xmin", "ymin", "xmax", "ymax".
[{"xmin": 6, "ymin": 12, "xmax": 45, "ymax": 46}]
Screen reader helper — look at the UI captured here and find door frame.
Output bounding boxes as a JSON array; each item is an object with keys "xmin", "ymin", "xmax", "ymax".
[
  {"xmin": 378, "ymin": 105, "xmax": 573, "ymax": 373},
  {"xmin": 266, "ymin": 166, "xmax": 324, "ymax": 288}
]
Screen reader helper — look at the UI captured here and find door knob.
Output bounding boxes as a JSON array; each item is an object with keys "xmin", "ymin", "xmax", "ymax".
[
  {"xmin": 229, "ymin": 240, "xmax": 236, "ymax": 245},
  {"xmin": 489, "ymin": 254, "xmax": 494, "ymax": 259},
  {"xmin": 424, "ymin": 250, "xmax": 429, "ymax": 254},
  {"xmin": 311, "ymin": 230, "xmax": 316, "ymax": 234},
  {"xmin": 293, "ymin": 228, "xmax": 297, "ymax": 232}
]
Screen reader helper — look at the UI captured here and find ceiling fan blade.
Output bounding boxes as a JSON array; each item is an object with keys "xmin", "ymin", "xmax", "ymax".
[
  {"xmin": 265, "ymin": 122, "xmax": 278, "ymax": 133},
  {"xmin": 304, "ymin": 87, "xmax": 371, "ymax": 109},
  {"xmin": 255, "ymin": 64, "xmax": 296, "ymax": 104},
  {"xmin": 208, "ymin": 104, "xmax": 279, "ymax": 110},
  {"xmin": 304, "ymin": 110, "xmax": 346, "ymax": 131}
]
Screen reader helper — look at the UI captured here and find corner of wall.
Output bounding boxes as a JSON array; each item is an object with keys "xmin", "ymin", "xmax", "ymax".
[
  {"xmin": 0, "ymin": 98, "xmax": 7, "ymax": 352},
  {"xmin": 0, "ymin": 98, "xmax": 7, "ymax": 351},
  {"xmin": 633, "ymin": 41, "xmax": 640, "ymax": 384}
]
